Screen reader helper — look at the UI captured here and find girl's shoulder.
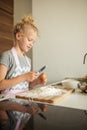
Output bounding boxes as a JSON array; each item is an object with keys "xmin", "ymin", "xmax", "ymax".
[
  {"xmin": 0, "ymin": 50, "xmax": 14, "ymax": 61},
  {"xmin": 0, "ymin": 49, "xmax": 14, "ymax": 68}
]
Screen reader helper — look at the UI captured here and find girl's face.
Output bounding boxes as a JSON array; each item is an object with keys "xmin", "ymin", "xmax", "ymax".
[{"xmin": 16, "ymin": 27, "xmax": 38, "ymax": 54}]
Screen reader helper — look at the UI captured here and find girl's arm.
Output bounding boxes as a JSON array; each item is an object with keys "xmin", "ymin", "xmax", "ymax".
[
  {"xmin": 0, "ymin": 64, "xmax": 38, "ymax": 91},
  {"xmin": 0, "ymin": 100, "xmax": 38, "ymax": 115},
  {"xmin": 0, "ymin": 100, "xmax": 26, "ymax": 112}
]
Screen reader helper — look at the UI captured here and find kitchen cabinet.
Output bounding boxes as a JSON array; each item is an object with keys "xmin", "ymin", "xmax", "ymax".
[{"xmin": 0, "ymin": 0, "xmax": 13, "ymax": 54}]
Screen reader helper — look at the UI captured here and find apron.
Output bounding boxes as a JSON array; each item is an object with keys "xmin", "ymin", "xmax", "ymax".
[
  {"xmin": 2, "ymin": 47, "xmax": 31, "ymax": 94},
  {"xmin": 2, "ymin": 47, "xmax": 31, "ymax": 130}
]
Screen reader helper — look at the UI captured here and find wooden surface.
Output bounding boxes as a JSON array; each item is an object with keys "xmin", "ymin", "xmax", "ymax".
[
  {"xmin": 16, "ymin": 84, "xmax": 75, "ymax": 105},
  {"xmin": 0, "ymin": 94, "xmax": 10, "ymax": 102},
  {"xmin": 0, "ymin": 0, "xmax": 13, "ymax": 54}
]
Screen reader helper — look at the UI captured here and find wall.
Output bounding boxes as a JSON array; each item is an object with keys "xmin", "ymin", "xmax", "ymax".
[
  {"xmin": 32, "ymin": 0, "xmax": 87, "ymax": 84},
  {"xmin": 14, "ymin": 0, "xmax": 32, "ymax": 60},
  {"xmin": 14, "ymin": 0, "xmax": 32, "ymax": 24}
]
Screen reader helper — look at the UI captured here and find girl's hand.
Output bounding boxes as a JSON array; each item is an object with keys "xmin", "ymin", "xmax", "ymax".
[
  {"xmin": 38, "ymin": 103, "xmax": 47, "ymax": 112},
  {"xmin": 28, "ymin": 72, "xmax": 47, "ymax": 88},
  {"xmin": 26, "ymin": 71, "xmax": 39, "ymax": 82},
  {"xmin": 25, "ymin": 104, "xmax": 39, "ymax": 115}
]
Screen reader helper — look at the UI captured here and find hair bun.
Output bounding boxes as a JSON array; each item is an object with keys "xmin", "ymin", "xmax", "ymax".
[{"xmin": 22, "ymin": 16, "xmax": 35, "ymax": 26}]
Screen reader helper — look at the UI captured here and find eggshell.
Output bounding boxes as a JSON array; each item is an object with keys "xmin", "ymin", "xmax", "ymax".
[{"xmin": 40, "ymin": 73, "xmax": 47, "ymax": 81}]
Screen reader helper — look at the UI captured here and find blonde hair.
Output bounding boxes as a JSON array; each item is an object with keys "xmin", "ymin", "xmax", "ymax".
[{"xmin": 13, "ymin": 15, "xmax": 38, "ymax": 39}]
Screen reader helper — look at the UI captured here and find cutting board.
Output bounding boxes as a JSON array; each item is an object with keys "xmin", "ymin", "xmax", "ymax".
[
  {"xmin": 0, "ymin": 94, "xmax": 10, "ymax": 102},
  {"xmin": 16, "ymin": 84, "xmax": 75, "ymax": 105}
]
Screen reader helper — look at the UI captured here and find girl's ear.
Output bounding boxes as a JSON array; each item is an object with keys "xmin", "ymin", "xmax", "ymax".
[{"xmin": 16, "ymin": 33, "xmax": 22, "ymax": 40}]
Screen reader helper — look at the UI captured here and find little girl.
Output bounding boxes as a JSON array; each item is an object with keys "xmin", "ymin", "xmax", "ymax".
[{"xmin": 0, "ymin": 15, "xmax": 47, "ymax": 130}]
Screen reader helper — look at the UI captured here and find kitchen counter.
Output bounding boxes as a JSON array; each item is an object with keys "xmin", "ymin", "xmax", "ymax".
[
  {"xmin": 0, "ymin": 82, "xmax": 87, "ymax": 111},
  {"xmin": 0, "ymin": 83, "xmax": 87, "ymax": 130},
  {"xmin": 57, "ymin": 88, "xmax": 87, "ymax": 110},
  {"xmin": 2, "ymin": 91, "xmax": 87, "ymax": 130},
  {"xmin": 33, "ymin": 87, "xmax": 87, "ymax": 130}
]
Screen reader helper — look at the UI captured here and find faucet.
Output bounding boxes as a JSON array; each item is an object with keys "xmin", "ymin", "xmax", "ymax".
[{"xmin": 83, "ymin": 53, "xmax": 87, "ymax": 64}]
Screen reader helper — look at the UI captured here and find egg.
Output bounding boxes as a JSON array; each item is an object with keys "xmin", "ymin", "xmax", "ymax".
[
  {"xmin": 38, "ymin": 104, "xmax": 47, "ymax": 112},
  {"xmin": 41, "ymin": 105, "xmax": 47, "ymax": 112},
  {"xmin": 40, "ymin": 73, "xmax": 47, "ymax": 81}
]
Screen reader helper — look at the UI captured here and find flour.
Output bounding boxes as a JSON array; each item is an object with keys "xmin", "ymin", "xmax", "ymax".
[{"xmin": 17, "ymin": 85, "xmax": 67, "ymax": 99}]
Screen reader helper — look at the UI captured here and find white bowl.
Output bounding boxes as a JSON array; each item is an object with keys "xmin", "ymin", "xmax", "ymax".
[{"xmin": 61, "ymin": 79, "xmax": 80, "ymax": 89}]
